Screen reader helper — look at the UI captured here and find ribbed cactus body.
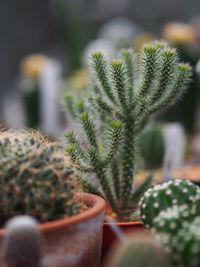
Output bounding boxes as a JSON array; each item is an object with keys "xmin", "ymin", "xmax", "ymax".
[
  {"xmin": 139, "ymin": 122, "xmax": 165, "ymax": 170},
  {"xmin": 105, "ymin": 236, "xmax": 169, "ymax": 267},
  {"xmin": 0, "ymin": 131, "xmax": 81, "ymax": 226},
  {"xmin": 140, "ymin": 179, "xmax": 200, "ymax": 227}
]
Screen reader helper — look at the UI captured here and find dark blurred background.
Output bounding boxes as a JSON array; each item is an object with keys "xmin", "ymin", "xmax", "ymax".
[
  {"xmin": 1, "ymin": 0, "xmax": 200, "ymax": 94},
  {"xmin": 1, "ymin": 0, "xmax": 200, "ymax": 134}
]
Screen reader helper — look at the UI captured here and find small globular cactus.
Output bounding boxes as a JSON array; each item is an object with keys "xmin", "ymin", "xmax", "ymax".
[
  {"xmin": 139, "ymin": 122, "xmax": 165, "ymax": 171},
  {"xmin": 104, "ymin": 235, "xmax": 170, "ymax": 267},
  {"xmin": 0, "ymin": 130, "xmax": 81, "ymax": 226},
  {"xmin": 140, "ymin": 179, "xmax": 200, "ymax": 227},
  {"xmin": 3, "ymin": 215, "xmax": 42, "ymax": 267},
  {"xmin": 140, "ymin": 179, "xmax": 200, "ymax": 267}
]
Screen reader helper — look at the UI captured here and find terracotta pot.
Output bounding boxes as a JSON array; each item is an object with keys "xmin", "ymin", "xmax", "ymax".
[
  {"xmin": 102, "ymin": 221, "xmax": 148, "ymax": 259},
  {"xmin": 0, "ymin": 192, "xmax": 105, "ymax": 267}
]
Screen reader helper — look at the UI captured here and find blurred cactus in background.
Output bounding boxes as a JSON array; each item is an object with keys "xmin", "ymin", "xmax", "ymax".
[
  {"xmin": 139, "ymin": 122, "xmax": 165, "ymax": 171},
  {"xmin": 3, "ymin": 215, "xmax": 42, "ymax": 267},
  {"xmin": 104, "ymin": 235, "xmax": 169, "ymax": 267}
]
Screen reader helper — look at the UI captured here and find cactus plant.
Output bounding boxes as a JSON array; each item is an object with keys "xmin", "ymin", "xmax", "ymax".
[
  {"xmin": 3, "ymin": 215, "xmax": 42, "ymax": 267},
  {"xmin": 166, "ymin": 217, "xmax": 200, "ymax": 267},
  {"xmin": 140, "ymin": 179, "xmax": 200, "ymax": 227},
  {"xmin": 138, "ymin": 121, "xmax": 165, "ymax": 171},
  {"xmin": 65, "ymin": 41, "xmax": 192, "ymax": 221},
  {"xmin": 104, "ymin": 235, "xmax": 170, "ymax": 267},
  {"xmin": 0, "ymin": 130, "xmax": 81, "ymax": 226},
  {"xmin": 139, "ymin": 178, "xmax": 200, "ymax": 267}
]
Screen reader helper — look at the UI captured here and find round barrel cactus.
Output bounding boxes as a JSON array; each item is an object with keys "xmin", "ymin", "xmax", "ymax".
[
  {"xmin": 140, "ymin": 179, "xmax": 200, "ymax": 227},
  {"xmin": 0, "ymin": 131, "xmax": 81, "ymax": 226}
]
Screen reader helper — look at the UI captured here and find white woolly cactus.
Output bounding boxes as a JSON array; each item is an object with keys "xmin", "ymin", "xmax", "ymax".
[
  {"xmin": 3, "ymin": 215, "xmax": 42, "ymax": 267},
  {"xmin": 140, "ymin": 179, "xmax": 200, "ymax": 267},
  {"xmin": 165, "ymin": 217, "xmax": 200, "ymax": 267},
  {"xmin": 140, "ymin": 179, "xmax": 200, "ymax": 227}
]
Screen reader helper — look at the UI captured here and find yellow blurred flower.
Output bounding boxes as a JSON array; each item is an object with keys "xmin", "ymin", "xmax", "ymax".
[
  {"xmin": 20, "ymin": 54, "xmax": 47, "ymax": 79},
  {"xmin": 134, "ymin": 33, "xmax": 156, "ymax": 52},
  {"xmin": 70, "ymin": 69, "xmax": 88, "ymax": 91},
  {"xmin": 135, "ymin": 169, "xmax": 163, "ymax": 185},
  {"xmin": 163, "ymin": 22, "xmax": 198, "ymax": 44}
]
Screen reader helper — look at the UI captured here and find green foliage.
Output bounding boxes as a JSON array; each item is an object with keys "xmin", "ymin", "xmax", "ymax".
[
  {"xmin": 139, "ymin": 122, "xmax": 165, "ymax": 170},
  {"xmin": 104, "ymin": 235, "xmax": 170, "ymax": 267},
  {"xmin": 65, "ymin": 41, "xmax": 192, "ymax": 220},
  {"xmin": 0, "ymin": 131, "xmax": 81, "ymax": 226}
]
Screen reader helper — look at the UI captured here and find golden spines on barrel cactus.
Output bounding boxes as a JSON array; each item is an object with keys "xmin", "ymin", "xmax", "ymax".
[{"xmin": 0, "ymin": 130, "xmax": 81, "ymax": 226}]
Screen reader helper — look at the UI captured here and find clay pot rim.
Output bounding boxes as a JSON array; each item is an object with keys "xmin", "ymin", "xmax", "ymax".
[
  {"xmin": 0, "ymin": 192, "xmax": 105, "ymax": 236},
  {"xmin": 103, "ymin": 221, "xmax": 143, "ymax": 226}
]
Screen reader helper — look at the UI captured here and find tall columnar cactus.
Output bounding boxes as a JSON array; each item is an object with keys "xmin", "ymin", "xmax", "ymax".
[
  {"xmin": 3, "ymin": 215, "xmax": 42, "ymax": 267},
  {"xmin": 138, "ymin": 122, "xmax": 165, "ymax": 171},
  {"xmin": 104, "ymin": 235, "xmax": 170, "ymax": 267},
  {"xmin": 0, "ymin": 131, "xmax": 81, "ymax": 226},
  {"xmin": 65, "ymin": 41, "xmax": 192, "ymax": 220},
  {"xmin": 140, "ymin": 179, "xmax": 200, "ymax": 227}
]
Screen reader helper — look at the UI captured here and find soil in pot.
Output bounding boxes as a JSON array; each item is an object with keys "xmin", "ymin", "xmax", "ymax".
[{"xmin": 0, "ymin": 193, "xmax": 105, "ymax": 267}]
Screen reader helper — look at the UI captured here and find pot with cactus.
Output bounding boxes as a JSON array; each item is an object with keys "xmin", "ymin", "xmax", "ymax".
[
  {"xmin": 0, "ymin": 130, "xmax": 105, "ymax": 267},
  {"xmin": 64, "ymin": 41, "xmax": 192, "ymax": 255}
]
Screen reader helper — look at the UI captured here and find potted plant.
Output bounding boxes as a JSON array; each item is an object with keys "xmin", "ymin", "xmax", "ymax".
[
  {"xmin": 64, "ymin": 41, "xmax": 192, "ymax": 252},
  {"xmin": 0, "ymin": 130, "xmax": 105, "ymax": 267},
  {"xmin": 140, "ymin": 178, "xmax": 200, "ymax": 267}
]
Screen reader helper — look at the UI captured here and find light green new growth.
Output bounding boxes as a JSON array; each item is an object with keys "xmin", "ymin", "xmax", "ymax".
[{"xmin": 65, "ymin": 41, "xmax": 192, "ymax": 220}]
